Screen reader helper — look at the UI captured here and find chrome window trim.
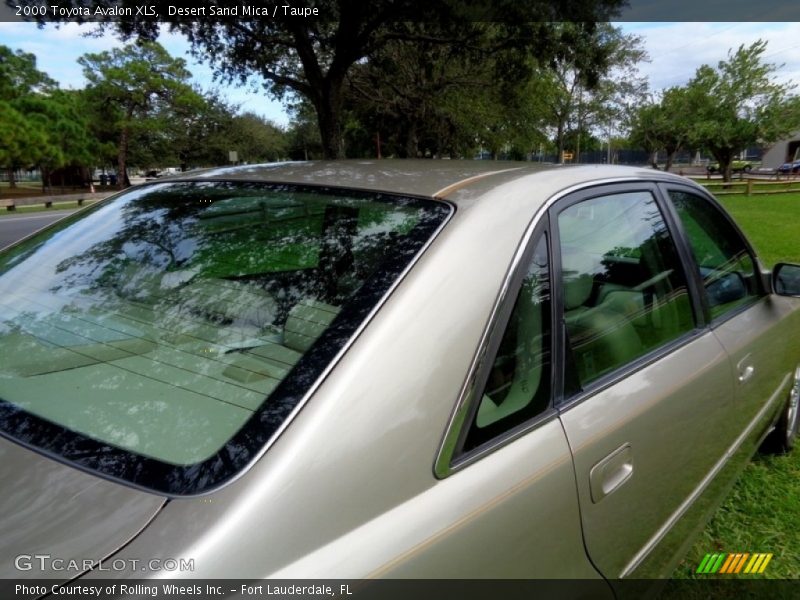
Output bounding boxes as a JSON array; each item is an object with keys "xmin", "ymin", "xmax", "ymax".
[{"xmin": 434, "ymin": 176, "xmax": 660, "ymax": 478}]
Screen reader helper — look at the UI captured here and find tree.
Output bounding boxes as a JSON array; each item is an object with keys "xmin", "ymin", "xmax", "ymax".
[
  {"xmin": 683, "ymin": 40, "xmax": 800, "ymax": 182},
  {"xmin": 329, "ymin": 22, "xmax": 636, "ymax": 160},
  {"xmin": 343, "ymin": 25, "xmax": 500, "ymax": 158},
  {"xmin": 0, "ymin": 102, "xmax": 46, "ymax": 185},
  {"xmin": 17, "ymin": 90, "xmax": 98, "ymax": 190},
  {"xmin": 79, "ymin": 41, "xmax": 201, "ymax": 187},
  {"xmin": 538, "ymin": 23, "xmax": 648, "ymax": 163},
  {"xmin": 629, "ymin": 87, "xmax": 691, "ymax": 171},
  {"xmin": 1, "ymin": 45, "xmax": 95, "ymax": 189},
  {"xmin": 0, "ymin": 45, "xmax": 56, "ymax": 101},
  {"xmin": 14, "ymin": 0, "xmax": 626, "ymax": 159},
  {"xmin": 226, "ymin": 113, "xmax": 287, "ymax": 163},
  {"xmin": 286, "ymin": 99, "xmax": 323, "ymax": 160},
  {"xmin": 162, "ymin": 89, "xmax": 236, "ymax": 169},
  {"xmin": 0, "ymin": 46, "xmax": 56, "ymax": 186}
]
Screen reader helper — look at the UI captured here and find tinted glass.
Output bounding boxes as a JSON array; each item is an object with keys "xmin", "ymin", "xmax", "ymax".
[
  {"xmin": 464, "ymin": 235, "xmax": 551, "ymax": 451},
  {"xmin": 0, "ymin": 181, "xmax": 450, "ymax": 494},
  {"xmin": 558, "ymin": 191, "xmax": 695, "ymax": 389},
  {"xmin": 669, "ymin": 191, "xmax": 759, "ymax": 319}
]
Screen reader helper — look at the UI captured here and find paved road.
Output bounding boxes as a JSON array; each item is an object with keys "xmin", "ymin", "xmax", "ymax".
[{"xmin": 0, "ymin": 210, "xmax": 78, "ymax": 250}]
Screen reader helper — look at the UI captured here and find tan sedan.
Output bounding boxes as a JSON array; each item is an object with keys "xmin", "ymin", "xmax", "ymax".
[{"xmin": 0, "ymin": 161, "xmax": 798, "ymax": 590}]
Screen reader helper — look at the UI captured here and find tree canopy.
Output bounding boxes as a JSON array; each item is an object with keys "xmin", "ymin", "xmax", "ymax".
[
  {"xmin": 629, "ymin": 87, "xmax": 691, "ymax": 171},
  {"xmin": 537, "ymin": 23, "xmax": 648, "ymax": 163},
  {"xmin": 12, "ymin": 0, "xmax": 626, "ymax": 158},
  {"xmin": 0, "ymin": 45, "xmax": 95, "ymax": 187},
  {"xmin": 683, "ymin": 40, "xmax": 800, "ymax": 181},
  {"xmin": 1, "ymin": 40, "xmax": 290, "ymax": 189},
  {"xmin": 79, "ymin": 41, "xmax": 202, "ymax": 186}
]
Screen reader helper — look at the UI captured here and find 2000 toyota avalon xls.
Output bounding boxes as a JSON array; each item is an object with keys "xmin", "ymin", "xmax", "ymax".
[{"xmin": 0, "ymin": 161, "xmax": 799, "ymax": 588}]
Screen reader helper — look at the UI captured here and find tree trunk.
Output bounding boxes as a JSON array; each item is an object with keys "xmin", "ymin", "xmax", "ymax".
[
  {"xmin": 7, "ymin": 168, "xmax": 16, "ymax": 188},
  {"xmin": 405, "ymin": 125, "xmax": 419, "ymax": 159},
  {"xmin": 313, "ymin": 78, "xmax": 346, "ymax": 160},
  {"xmin": 41, "ymin": 167, "xmax": 52, "ymax": 194},
  {"xmin": 316, "ymin": 107, "xmax": 344, "ymax": 159},
  {"xmin": 717, "ymin": 152, "xmax": 734, "ymax": 183},
  {"xmin": 665, "ymin": 152, "xmax": 674, "ymax": 172},
  {"xmin": 556, "ymin": 122, "xmax": 565, "ymax": 164},
  {"xmin": 118, "ymin": 126, "xmax": 130, "ymax": 189}
]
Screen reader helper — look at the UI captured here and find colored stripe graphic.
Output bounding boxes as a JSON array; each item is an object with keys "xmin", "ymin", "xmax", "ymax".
[
  {"xmin": 720, "ymin": 554, "xmax": 736, "ymax": 574},
  {"xmin": 698, "ymin": 552, "xmax": 773, "ymax": 574},
  {"xmin": 744, "ymin": 554, "xmax": 759, "ymax": 573},
  {"xmin": 759, "ymin": 554, "xmax": 773, "ymax": 573},
  {"xmin": 734, "ymin": 553, "xmax": 749, "ymax": 573},
  {"xmin": 696, "ymin": 554, "xmax": 713, "ymax": 573},
  {"xmin": 711, "ymin": 553, "xmax": 726, "ymax": 573}
]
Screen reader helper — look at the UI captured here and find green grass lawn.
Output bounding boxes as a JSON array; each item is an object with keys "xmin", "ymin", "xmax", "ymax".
[
  {"xmin": 717, "ymin": 194, "xmax": 800, "ymax": 267},
  {"xmin": 672, "ymin": 192, "xmax": 800, "ymax": 579}
]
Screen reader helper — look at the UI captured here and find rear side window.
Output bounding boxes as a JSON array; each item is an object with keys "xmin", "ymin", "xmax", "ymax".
[
  {"xmin": 0, "ymin": 182, "xmax": 450, "ymax": 494},
  {"xmin": 558, "ymin": 191, "xmax": 695, "ymax": 389},
  {"xmin": 463, "ymin": 235, "xmax": 552, "ymax": 452}
]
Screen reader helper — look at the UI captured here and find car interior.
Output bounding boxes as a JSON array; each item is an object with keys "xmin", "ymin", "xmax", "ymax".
[{"xmin": 558, "ymin": 194, "xmax": 694, "ymax": 387}]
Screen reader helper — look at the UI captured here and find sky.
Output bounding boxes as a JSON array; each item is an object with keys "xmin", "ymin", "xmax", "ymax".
[
  {"xmin": 0, "ymin": 21, "xmax": 289, "ymax": 124},
  {"xmin": 3, "ymin": 21, "xmax": 800, "ymax": 128}
]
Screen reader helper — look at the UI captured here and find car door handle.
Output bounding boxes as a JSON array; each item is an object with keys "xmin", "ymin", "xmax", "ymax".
[
  {"xmin": 737, "ymin": 354, "xmax": 755, "ymax": 384},
  {"xmin": 738, "ymin": 365, "xmax": 755, "ymax": 383},
  {"xmin": 589, "ymin": 443, "xmax": 633, "ymax": 503}
]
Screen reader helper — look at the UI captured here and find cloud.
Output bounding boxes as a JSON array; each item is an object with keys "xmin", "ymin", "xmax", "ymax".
[{"xmin": 620, "ymin": 22, "xmax": 800, "ymax": 92}]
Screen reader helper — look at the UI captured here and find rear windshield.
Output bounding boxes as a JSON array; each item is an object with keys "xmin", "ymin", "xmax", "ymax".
[{"xmin": 0, "ymin": 181, "xmax": 451, "ymax": 495}]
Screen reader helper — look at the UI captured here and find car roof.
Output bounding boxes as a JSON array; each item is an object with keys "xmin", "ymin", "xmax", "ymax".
[{"xmin": 167, "ymin": 160, "xmax": 694, "ymax": 204}]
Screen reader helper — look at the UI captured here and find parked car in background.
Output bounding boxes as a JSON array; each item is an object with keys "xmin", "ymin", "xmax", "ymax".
[
  {"xmin": 0, "ymin": 162, "xmax": 798, "ymax": 588},
  {"xmin": 778, "ymin": 160, "xmax": 800, "ymax": 174},
  {"xmin": 707, "ymin": 160, "xmax": 752, "ymax": 173}
]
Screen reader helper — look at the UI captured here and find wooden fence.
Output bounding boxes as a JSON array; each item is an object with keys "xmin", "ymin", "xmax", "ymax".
[{"xmin": 692, "ymin": 177, "xmax": 800, "ymax": 196}]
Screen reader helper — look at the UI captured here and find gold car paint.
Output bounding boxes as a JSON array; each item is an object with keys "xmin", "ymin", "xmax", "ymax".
[
  {"xmin": 33, "ymin": 162, "xmax": 795, "ymax": 581},
  {"xmin": 0, "ymin": 436, "xmax": 165, "ymax": 580},
  {"xmin": 80, "ymin": 169, "xmax": 599, "ymax": 579}
]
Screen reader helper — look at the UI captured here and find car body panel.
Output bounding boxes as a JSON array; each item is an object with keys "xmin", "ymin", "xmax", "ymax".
[
  {"xmin": 172, "ymin": 160, "xmax": 529, "ymax": 199},
  {"xmin": 88, "ymin": 421, "xmax": 600, "ymax": 579},
  {"xmin": 0, "ymin": 436, "xmax": 165, "ymax": 580},
  {"xmin": 0, "ymin": 161, "xmax": 798, "ymax": 581},
  {"xmin": 712, "ymin": 296, "xmax": 800, "ymax": 444},
  {"xmin": 69, "ymin": 178, "xmax": 594, "ymax": 578},
  {"xmin": 560, "ymin": 330, "xmax": 735, "ymax": 578}
]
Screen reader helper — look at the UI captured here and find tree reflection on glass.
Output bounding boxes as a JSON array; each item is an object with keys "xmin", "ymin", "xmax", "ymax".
[{"xmin": 0, "ymin": 181, "xmax": 450, "ymax": 494}]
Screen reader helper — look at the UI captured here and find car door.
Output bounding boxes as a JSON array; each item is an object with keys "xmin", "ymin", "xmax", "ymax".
[
  {"xmin": 662, "ymin": 185, "xmax": 797, "ymax": 448},
  {"xmin": 554, "ymin": 184, "xmax": 742, "ymax": 579}
]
